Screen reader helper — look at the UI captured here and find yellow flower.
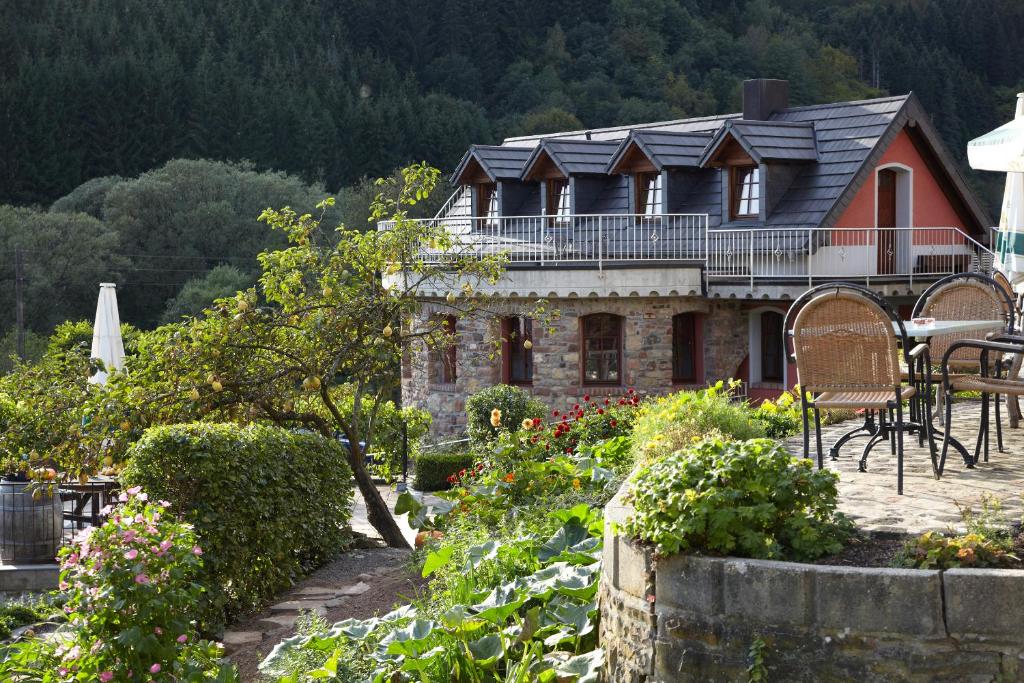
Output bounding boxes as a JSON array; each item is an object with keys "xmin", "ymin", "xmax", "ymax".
[
  {"xmin": 572, "ymin": 478, "xmax": 581, "ymax": 490},
  {"xmin": 521, "ymin": 418, "xmax": 533, "ymax": 430},
  {"xmin": 777, "ymin": 391, "xmax": 794, "ymax": 408},
  {"xmin": 760, "ymin": 401, "xmax": 778, "ymax": 414},
  {"xmin": 490, "ymin": 408, "xmax": 502, "ymax": 428}
]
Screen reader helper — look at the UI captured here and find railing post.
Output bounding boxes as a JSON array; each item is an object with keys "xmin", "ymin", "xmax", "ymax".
[
  {"xmin": 598, "ymin": 215, "xmax": 603, "ymax": 271},
  {"xmin": 807, "ymin": 228, "xmax": 813, "ymax": 287},
  {"xmin": 749, "ymin": 231, "xmax": 755, "ymax": 291},
  {"xmin": 539, "ymin": 217, "xmax": 545, "ymax": 267}
]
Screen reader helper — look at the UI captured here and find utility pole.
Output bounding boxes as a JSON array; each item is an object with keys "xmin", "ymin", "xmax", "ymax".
[{"xmin": 14, "ymin": 248, "xmax": 25, "ymax": 359}]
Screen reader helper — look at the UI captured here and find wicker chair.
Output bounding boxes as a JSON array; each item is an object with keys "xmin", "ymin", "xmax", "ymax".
[
  {"xmin": 992, "ymin": 269, "xmax": 1023, "ymax": 426},
  {"xmin": 786, "ymin": 283, "xmax": 935, "ymax": 494},
  {"xmin": 912, "ymin": 273, "xmax": 1016, "ymax": 450},
  {"xmin": 940, "ymin": 336, "xmax": 1024, "ymax": 474}
]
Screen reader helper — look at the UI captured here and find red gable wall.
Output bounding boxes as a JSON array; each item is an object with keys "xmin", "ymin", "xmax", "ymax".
[{"xmin": 833, "ymin": 128, "xmax": 966, "ymax": 231}]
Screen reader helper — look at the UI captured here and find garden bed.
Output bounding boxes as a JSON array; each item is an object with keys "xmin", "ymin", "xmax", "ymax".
[{"xmin": 601, "ymin": 482, "xmax": 1024, "ymax": 683}]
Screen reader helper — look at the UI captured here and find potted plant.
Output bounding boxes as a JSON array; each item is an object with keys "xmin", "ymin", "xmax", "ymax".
[{"xmin": 0, "ymin": 452, "xmax": 63, "ymax": 564}]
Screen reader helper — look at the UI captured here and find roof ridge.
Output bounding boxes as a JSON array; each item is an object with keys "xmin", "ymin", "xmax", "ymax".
[{"xmin": 772, "ymin": 93, "xmax": 911, "ymax": 114}]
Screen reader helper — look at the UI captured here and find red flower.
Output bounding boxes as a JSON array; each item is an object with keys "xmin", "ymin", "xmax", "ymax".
[
  {"xmin": 604, "ymin": 398, "xmax": 610, "ymax": 406},
  {"xmin": 618, "ymin": 399, "xmax": 626, "ymax": 405},
  {"xmin": 565, "ymin": 447, "xmax": 573, "ymax": 454},
  {"xmin": 573, "ymin": 403, "xmax": 580, "ymax": 411},
  {"xmin": 627, "ymin": 387, "xmax": 635, "ymax": 394},
  {"xmin": 597, "ymin": 408, "xmax": 604, "ymax": 415},
  {"xmin": 458, "ymin": 469, "xmax": 466, "ymax": 478},
  {"xmin": 610, "ymin": 419, "xmax": 618, "ymax": 427},
  {"xmin": 552, "ymin": 410, "xmax": 560, "ymax": 417},
  {"xmin": 532, "ymin": 418, "xmax": 542, "ymax": 427},
  {"xmin": 583, "ymin": 394, "xmax": 590, "ymax": 402},
  {"xmin": 530, "ymin": 435, "xmax": 538, "ymax": 443},
  {"xmin": 447, "ymin": 475, "xmax": 455, "ymax": 483},
  {"xmin": 545, "ymin": 444, "xmax": 551, "ymax": 451},
  {"xmin": 562, "ymin": 415, "xmax": 569, "ymax": 422}
]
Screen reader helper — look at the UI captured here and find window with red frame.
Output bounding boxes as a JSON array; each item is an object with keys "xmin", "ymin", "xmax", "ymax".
[
  {"xmin": 501, "ymin": 316, "xmax": 533, "ymax": 385},
  {"xmin": 672, "ymin": 312, "xmax": 701, "ymax": 383},
  {"xmin": 440, "ymin": 314, "xmax": 457, "ymax": 384},
  {"xmin": 581, "ymin": 313, "xmax": 622, "ymax": 385}
]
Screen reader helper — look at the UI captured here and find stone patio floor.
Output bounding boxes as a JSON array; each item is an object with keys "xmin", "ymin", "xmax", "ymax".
[{"xmin": 783, "ymin": 400, "xmax": 1024, "ymax": 535}]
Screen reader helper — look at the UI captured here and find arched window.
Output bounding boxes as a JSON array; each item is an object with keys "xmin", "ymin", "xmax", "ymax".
[
  {"xmin": 501, "ymin": 316, "xmax": 533, "ymax": 385},
  {"xmin": 581, "ymin": 313, "xmax": 623, "ymax": 385},
  {"xmin": 672, "ymin": 312, "xmax": 702, "ymax": 384}
]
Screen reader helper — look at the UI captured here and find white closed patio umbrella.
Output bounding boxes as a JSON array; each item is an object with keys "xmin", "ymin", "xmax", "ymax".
[
  {"xmin": 88, "ymin": 283, "xmax": 125, "ymax": 385},
  {"xmin": 968, "ymin": 93, "xmax": 1024, "ymax": 287}
]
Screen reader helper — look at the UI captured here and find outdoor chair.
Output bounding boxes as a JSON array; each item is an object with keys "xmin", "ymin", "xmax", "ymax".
[
  {"xmin": 912, "ymin": 273, "xmax": 1016, "ymax": 448},
  {"xmin": 993, "ymin": 269, "xmax": 1023, "ymax": 426},
  {"xmin": 786, "ymin": 282, "xmax": 936, "ymax": 494},
  {"xmin": 939, "ymin": 336, "xmax": 1024, "ymax": 474}
]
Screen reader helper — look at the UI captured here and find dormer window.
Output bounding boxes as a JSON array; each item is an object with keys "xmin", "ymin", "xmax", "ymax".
[
  {"xmin": 636, "ymin": 172, "xmax": 663, "ymax": 216},
  {"xmin": 546, "ymin": 180, "xmax": 571, "ymax": 226},
  {"xmin": 730, "ymin": 165, "xmax": 760, "ymax": 219},
  {"xmin": 477, "ymin": 183, "xmax": 499, "ymax": 226}
]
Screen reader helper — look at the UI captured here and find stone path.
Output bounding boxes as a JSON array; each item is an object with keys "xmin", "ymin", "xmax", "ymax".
[
  {"xmin": 783, "ymin": 400, "xmax": 1024, "ymax": 535},
  {"xmin": 221, "ymin": 483, "xmax": 444, "ymax": 681}
]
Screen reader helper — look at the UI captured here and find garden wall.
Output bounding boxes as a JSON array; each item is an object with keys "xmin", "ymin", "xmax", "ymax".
[{"xmin": 600, "ymin": 483, "xmax": 1024, "ymax": 682}]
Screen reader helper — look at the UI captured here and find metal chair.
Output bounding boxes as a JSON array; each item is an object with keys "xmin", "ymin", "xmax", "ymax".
[
  {"xmin": 912, "ymin": 272, "xmax": 1016, "ymax": 451},
  {"xmin": 992, "ymin": 270, "xmax": 1023, "ymax": 426},
  {"xmin": 786, "ymin": 283, "xmax": 936, "ymax": 494}
]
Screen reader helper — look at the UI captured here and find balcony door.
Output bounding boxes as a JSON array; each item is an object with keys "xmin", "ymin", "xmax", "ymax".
[{"xmin": 877, "ymin": 169, "xmax": 898, "ymax": 275}]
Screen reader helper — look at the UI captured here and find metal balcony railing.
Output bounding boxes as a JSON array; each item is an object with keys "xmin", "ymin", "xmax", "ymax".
[
  {"xmin": 379, "ymin": 215, "xmax": 994, "ymax": 287},
  {"xmin": 378, "ymin": 213, "xmax": 709, "ymax": 268},
  {"xmin": 704, "ymin": 227, "xmax": 994, "ymax": 288}
]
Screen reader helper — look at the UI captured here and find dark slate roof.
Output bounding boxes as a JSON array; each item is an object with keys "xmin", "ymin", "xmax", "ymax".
[
  {"xmin": 521, "ymin": 139, "xmax": 621, "ymax": 180},
  {"xmin": 492, "ymin": 93, "xmax": 992, "ymax": 233},
  {"xmin": 607, "ymin": 130, "xmax": 716, "ymax": 172},
  {"xmin": 700, "ymin": 120, "xmax": 817, "ymax": 165},
  {"xmin": 450, "ymin": 145, "xmax": 533, "ymax": 183}
]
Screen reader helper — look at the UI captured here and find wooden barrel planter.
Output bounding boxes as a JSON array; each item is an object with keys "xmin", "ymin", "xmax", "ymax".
[{"xmin": 0, "ymin": 480, "xmax": 63, "ymax": 564}]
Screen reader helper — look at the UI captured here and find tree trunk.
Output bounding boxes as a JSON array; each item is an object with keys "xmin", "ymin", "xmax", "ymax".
[{"xmin": 348, "ymin": 447, "xmax": 410, "ymax": 549}]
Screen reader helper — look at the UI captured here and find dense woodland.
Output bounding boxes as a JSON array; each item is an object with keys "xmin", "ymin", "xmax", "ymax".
[{"xmin": 1, "ymin": 0, "xmax": 1023, "ymax": 346}]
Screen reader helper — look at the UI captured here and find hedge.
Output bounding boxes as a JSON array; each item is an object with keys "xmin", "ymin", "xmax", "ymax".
[
  {"xmin": 413, "ymin": 449, "xmax": 475, "ymax": 492},
  {"xmin": 121, "ymin": 423, "xmax": 353, "ymax": 627}
]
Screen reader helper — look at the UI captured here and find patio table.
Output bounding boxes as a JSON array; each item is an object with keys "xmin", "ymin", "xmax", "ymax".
[{"xmin": 829, "ymin": 319, "xmax": 1005, "ymax": 471}]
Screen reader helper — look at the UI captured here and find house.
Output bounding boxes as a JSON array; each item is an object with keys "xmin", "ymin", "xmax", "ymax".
[{"xmin": 388, "ymin": 79, "xmax": 995, "ymax": 437}]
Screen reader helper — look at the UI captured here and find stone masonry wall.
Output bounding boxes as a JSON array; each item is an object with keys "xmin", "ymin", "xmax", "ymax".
[
  {"xmin": 401, "ymin": 297, "xmax": 752, "ymax": 439},
  {"xmin": 601, "ymin": 482, "xmax": 1024, "ymax": 682}
]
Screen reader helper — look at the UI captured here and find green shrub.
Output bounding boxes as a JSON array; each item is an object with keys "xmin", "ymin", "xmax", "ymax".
[
  {"xmin": 121, "ymin": 423, "xmax": 353, "ymax": 627},
  {"xmin": 413, "ymin": 449, "xmax": 475, "ymax": 491},
  {"xmin": 465, "ymin": 384, "xmax": 546, "ymax": 449},
  {"xmin": 631, "ymin": 382, "xmax": 765, "ymax": 463},
  {"xmin": 625, "ymin": 438, "xmax": 852, "ymax": 560}
]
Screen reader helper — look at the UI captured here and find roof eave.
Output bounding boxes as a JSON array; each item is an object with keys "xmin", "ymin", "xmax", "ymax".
[{"xmin": 450, "ymin": 145, "xmax": 498, "ymax": 184}]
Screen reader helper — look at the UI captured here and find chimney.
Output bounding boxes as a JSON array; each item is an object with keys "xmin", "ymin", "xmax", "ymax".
[{"xmin": 743, "ymin": 79, "xmax": 789, "ymax": 121}]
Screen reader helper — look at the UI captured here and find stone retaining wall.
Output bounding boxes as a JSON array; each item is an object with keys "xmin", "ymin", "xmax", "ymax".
[{"xmin": 601, "ymin": 484, "xmax": 1024, "ymax": 682}]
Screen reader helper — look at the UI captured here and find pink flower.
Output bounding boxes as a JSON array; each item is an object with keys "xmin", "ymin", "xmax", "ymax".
[
  {"xmin": 146, "ymin": 526, "xmax": 158, "ymax": 534},
  {"xmin": 154, "ymin": 626, "xmax": 163, "ymax": 635},
  {"xmin": 150, "ymin": 663, "xmax": 161, "ymax": 674},
  {"xmin": 192, "ymin": 546, "xmax": 203, "ymax": 556},
  {"xmin": 100, "ymin": 505, "xmax": 113, "ymax": 515},
  {"xmin": 134, "ymin": 573, "xmax": 150, "ymax": 585},
  {"xmin": 159, "ymin": 500, "xmax": 171, "ymax": 508},
  {"xmin": 134, "ymin": 514, "xmax": 144, "ymax": 524},
  {"xmin": 99, "ymin": 673, "xmax": 113, "ymax": 682},
  {"xmin": 64, "ymin": 645, "xmax": 81, "ymax": 661},
  {"xmin": 159, "ymin": 540, "xmax": 172, "ymax": 552},
  {"xmin": 177, "ymin": 634, "xmax": 188, "ymax": 643},
  {"xmin": 59, "ymin": 580, "xmax": 69, "ymax": 590},
  {"xmin": 65, "ymin": 552, "xmax": 79, "ymax": 566},
  {"xmin": 127, "ymin": 485, "xmax": 142, "ymax": 496},
  {"xmin": 59, "ymin": 668, "xmax": 69, "ymax": 676},
  {"xmin": 124, "ymin": 549, "xmax": 138, "ymax": 560},
  {"xmin": 137, "ymin": 492, "xmax": 148, "ymax": 501},
  {"xmin": 122, "ymin": 529, "xmax": 137, "ymax": 543},
  {"xmin": 118, "ymin": 493, "xmax": 128, "ymax": 502},
  {"xmin": 151, "ymin": 511, "xmax": 160, "ymax": 521}
]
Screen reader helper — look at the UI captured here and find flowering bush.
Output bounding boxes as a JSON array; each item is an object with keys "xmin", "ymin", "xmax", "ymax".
[
  {"xmin": 752, "ymin": 388, "xmax": 804, "ymax": 438},
  {"xmin": 464, "ymin": 384, "xmax": 547, "ymax": 449},
  {"xmin": 630, "ymin": 381, "xmax": 765, "ymax": 464},
  {"xmin": 0, "ymin": 489, "xmax": 236, "ymax": 681}
]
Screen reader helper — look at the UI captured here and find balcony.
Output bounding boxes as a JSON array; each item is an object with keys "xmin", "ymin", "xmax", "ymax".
[{"xmin": 379, "ymin": 214, "xmax": 994, "ymax": 293}]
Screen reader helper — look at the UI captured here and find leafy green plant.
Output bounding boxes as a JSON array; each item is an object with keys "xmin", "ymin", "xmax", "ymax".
[
  {"xmin": 414, "ymin": 447, "xmax": 476, "ymax": 492},
  {"xmin": 894, "ymin": 495, "xmax": 1023, "ymax": 570},
  {"xmin": 465, "ymin": 384, "xmax": 547, "ymax": 449},
  {"xmin": 625, "ymin": 438, "xmax": 852, "ymax": 560},
  {"xmin": 261, "ymin": 504, "xmax": 604, "ymax": 682},
  {"xmin": 0, "ymin": 490, "xmax": 236, "ymax": 681},
  {"xmin": 747, "ymin": 636, "xmax": 768, "ymax": 682},
  {"xmin": 120, "ymin": 423, "xmax": 353, "ymax": 627},
  {"xmin": 630, "ymin": 382, "xmax": 766, "ymax": 464}
]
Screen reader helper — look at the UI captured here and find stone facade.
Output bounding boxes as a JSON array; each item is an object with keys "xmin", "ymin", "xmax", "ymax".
[
  {"xmin": 401, "ymin": 296, "xmax": 759, "ymax": 439},
  {"xmin": 601, "ymin": 482, "xmax": 1024, "ymax": 682}
]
